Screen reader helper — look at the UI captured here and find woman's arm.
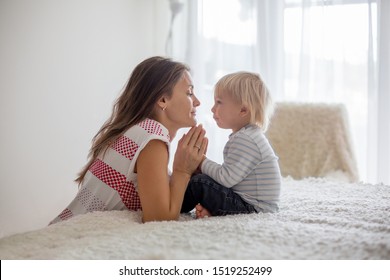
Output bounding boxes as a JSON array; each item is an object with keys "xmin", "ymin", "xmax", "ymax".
[
  {"xmin": 137, "ymin": 139, "xmax": 184, "ymax": 221},
  {"xmin": 137, "ymin": 125, "xmax": 207, "ymax": 222}
]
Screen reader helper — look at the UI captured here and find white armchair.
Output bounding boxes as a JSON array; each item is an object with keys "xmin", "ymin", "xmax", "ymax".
[{"xmin": 266, "ymin": 102, "xmax": 359, "ymax": 182}]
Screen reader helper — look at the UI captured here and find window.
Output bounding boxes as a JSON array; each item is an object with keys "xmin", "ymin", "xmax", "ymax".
[{"xmin": 173, "ymin": 0, "xmax": 389, "ymax": 184}]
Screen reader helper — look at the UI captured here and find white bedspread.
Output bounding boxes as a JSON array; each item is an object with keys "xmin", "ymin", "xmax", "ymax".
[{"xmin": 1, "ymin": 177, "xmax": 389, "ymax": 260}]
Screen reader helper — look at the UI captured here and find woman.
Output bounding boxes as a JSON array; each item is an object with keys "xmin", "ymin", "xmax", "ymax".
[{"xmin": 50, "ymin": 56, "xmax": 207, "ymax": 224}]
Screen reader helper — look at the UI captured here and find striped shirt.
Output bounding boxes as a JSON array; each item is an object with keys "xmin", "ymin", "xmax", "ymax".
[
  {"xmin": 50, "ymin": 118, "xmax": 170, "ymax": 224},
  {"xmin": 201, "ymin": 124, "xmax": 281, "ymax": 212}
]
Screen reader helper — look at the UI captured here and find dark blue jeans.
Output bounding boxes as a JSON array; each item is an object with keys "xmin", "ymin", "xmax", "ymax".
[{"xmin": 181, "ymin": 174, "xmax": 257, "ymax": 216}]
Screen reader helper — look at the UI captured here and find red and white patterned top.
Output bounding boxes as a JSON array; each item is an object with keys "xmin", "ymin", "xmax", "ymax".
[{"xmin": 50, "ymin": 118, "xmax": 170, "ymax": 224}]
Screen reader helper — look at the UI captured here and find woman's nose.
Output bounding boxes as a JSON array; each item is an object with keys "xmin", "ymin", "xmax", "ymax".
[{"xmin": 193, "ymin": 95, "xmax": 200, "ymax": 107}]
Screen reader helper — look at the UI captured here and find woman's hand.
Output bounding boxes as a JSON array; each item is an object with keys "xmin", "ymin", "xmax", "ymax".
[{"xmin": 173, "ymin": 125, "xmax": 208, "ymax": 176}]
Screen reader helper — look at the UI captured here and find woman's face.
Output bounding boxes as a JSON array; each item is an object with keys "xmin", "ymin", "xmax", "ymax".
[{"xmin": 165, "ymin": 71, "xmax": 200, "ymax": 129}]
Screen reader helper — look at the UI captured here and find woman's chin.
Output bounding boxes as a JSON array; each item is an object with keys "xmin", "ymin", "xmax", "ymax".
[
  {"xmin": 179, "ymin": 119, "xmax": 197, "ymax": 128},
  {"xmin": 189, "ymin": 116, "xmax": 198, "ymax": 126}
]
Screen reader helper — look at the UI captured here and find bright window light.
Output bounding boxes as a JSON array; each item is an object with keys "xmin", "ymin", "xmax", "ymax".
[{"xmin": 202, "ymin": 0, "xmax": 256, "ymax": 45}]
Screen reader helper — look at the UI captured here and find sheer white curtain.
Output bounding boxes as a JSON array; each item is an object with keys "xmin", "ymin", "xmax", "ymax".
[
  {"xmin": 372, "ymin": 0, "xmax": 390, "ymax": 185},
  {"xmin": 170, "ymin": 0, "xmax": 389, "ymax": 184}
]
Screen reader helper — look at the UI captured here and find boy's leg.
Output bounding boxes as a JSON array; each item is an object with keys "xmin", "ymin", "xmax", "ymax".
[
  {"xmin": 181, "ymin": 174, "xmax": 256, "ymax": 216},
  {"xmin": 180, "ymin": 176, "xmax": 199, "ymax": 213}
]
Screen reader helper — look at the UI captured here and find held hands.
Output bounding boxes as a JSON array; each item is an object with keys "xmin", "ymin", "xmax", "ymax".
[{"xmin": 173, "ymin": 125, "xmax": 208, "ymax": 176}]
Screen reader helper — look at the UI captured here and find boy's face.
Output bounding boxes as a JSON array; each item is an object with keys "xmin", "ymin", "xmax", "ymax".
[{"xmin": 211, "ymin": 89, "xmax": 249, "ymax": 133}]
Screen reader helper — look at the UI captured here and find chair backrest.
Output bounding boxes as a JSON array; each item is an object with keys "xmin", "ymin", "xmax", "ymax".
[{"xmin": 266, "ymin": 102, "xmax": 359, "ymax": 182}]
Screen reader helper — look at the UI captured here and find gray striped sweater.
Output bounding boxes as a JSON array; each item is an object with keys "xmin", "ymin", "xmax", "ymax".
[{"xmin": 201, "ymin": 124, "xmax": 281, "ymax": 212}]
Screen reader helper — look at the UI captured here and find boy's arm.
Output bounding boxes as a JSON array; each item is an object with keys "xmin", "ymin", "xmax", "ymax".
[{"xmin": 201, "ymin": 134, "xmax": 260, "ymax": 187}]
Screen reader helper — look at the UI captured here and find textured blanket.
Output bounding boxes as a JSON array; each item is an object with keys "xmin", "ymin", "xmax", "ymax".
[{"xmin": 0, "ymin": 178, "xmax": 389, "ymax": 260}]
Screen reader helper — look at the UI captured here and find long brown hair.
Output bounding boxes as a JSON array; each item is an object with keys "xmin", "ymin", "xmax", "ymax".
[{"xmin": 75, "ymin": 56, "xmax": 190, "ymax": 184}]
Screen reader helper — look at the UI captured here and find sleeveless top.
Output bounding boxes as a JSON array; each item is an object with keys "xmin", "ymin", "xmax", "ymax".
[{"xmin": 50, "ymin": 118, "xmax": 170, "ymax": 224}]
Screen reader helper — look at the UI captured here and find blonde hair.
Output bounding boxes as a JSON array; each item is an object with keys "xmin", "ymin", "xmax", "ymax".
[{"xmin": 214, "ymin": 71, "xmax": 273, "ymax": 131}]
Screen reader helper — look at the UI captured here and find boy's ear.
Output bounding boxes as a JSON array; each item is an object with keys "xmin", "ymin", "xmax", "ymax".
[{"xmin": 240, "ymin": 106, "xmax": 249, "ymax": 116}]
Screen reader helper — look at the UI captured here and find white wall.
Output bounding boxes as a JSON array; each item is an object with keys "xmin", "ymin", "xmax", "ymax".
[{"xmin": 0, "ymin": 0, "xmax": 170, "ymax": 237}]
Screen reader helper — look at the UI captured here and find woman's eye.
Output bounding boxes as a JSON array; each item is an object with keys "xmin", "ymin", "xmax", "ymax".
[{"xmin": 187, "ymin": 86, "xmax": 194, "ymax": 96}]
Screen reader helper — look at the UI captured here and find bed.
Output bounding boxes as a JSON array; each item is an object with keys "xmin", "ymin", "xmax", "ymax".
[{"xmin": 1, "ymin": 177, "xmax": 389, "ymax": 260}]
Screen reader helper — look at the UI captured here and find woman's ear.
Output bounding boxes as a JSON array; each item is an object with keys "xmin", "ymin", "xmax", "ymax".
[{"xmin": 158, "ymin": 96, "xmax": 168, "ymax": 111}]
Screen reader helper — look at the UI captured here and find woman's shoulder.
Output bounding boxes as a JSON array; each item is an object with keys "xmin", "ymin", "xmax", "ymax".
[
  {"xmin": 124, "ymin": 118, "xmax": 171, "ymax": 143},
  {"xmin": 137, "ymin": 119, "xmax": 170, "ymax": 139}
]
